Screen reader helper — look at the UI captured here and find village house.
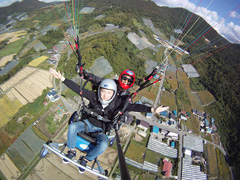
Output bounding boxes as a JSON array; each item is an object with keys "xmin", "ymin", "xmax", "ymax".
[
  {"xmin": 192, "ymin": 151, "xmax": 204, "ymax": 163},
  {"xmin": 152, "ymin": 126, "xmax": 159, "ymax": 134},
  {"xmin": 192, "ymin": 109, "xmax": 205, "ymax": 119},
  {"xmin": 161, "ymin": 129, "xmax": 168, "ymax": 136},
  {"xmin": 47, "ymin": 88, "xmax": 59, "ymax": 102},
  {"xmin": 167, "ymin": 132, "xmax": 179, "ymax": 140},
  {"xmin": 169, "ymin": 113, "xmax": 176, "ymax": 121},
  {"xmin": 160, "ymin": 111, "xmax": 168, "ymax": 118},
  {"xmin": 162, "ymin": 159, "xmax": 172, "ymax": 178},
  {"xmin": 137, "ymin": 120, "xmax": 150, "ymax": 137},
  {"xmin": 146, "ymin": 113, "xmax": 152, "ymax": 118}
]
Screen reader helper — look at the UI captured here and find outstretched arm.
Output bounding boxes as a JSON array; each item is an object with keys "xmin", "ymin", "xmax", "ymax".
[
  {"xmin": 127, "ymin": 103, "xmax": 169, "ymax": 113},
  {"xmin": 151, "ymin": 105, "xmax": 169, "ymax": 113},
  {"xmin": 49, "ymin": 68, "xmax": 94, "ymax": 99}
]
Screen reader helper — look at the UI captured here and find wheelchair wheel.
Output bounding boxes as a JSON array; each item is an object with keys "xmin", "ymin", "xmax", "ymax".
[
  {"xmin": 39, "ymin": 140, "xmax": 52, "ymax": 158},
  {"xmin": 104, "ymin": 169, "xmax": 108, "ymax": 176},
  {"xmin": 98, "ymin": 169, "xmax": 108, "ymax": 180}
]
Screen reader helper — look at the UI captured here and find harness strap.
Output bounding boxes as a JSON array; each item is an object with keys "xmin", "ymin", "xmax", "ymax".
[{"xmin": 83, "ymin": 107, "xmax": 111, "ymax": 123}]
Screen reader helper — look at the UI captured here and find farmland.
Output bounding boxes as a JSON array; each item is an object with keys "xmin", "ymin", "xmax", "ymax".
[
  {"xmin": 0, "ymin": 95, "xmax": 19, "ymax": 119},
  {"xmin": 0, "ymin": 54, "xmax": 15, "ymax": 67},
  {"xmin": 0, "ymin": 66, "xmax": 53, "ymax": 128},
  {"xmin": 198, "ymin": 90, "xmax": 216, "ymax": 105},
  {"xmin": 160, "ymin": 90, "xmax": 176, "ymax": 110},
  {"xmin": 28, "ymin": 56, "xmax": 49, "ymax": 67}
]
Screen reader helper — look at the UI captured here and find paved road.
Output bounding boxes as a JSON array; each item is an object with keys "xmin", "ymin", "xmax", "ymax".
[{"xmin": 153, "ymin": 48, "xmax": 168, "ymax": 108}]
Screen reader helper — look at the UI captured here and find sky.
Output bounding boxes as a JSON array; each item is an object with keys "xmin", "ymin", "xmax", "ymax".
[
  {"xmin": 0, "ymin": 0, "xmax": 239, "ymax": 43},
  {"xmin": 152, "ymin": 0, "xmax": 240, "ymax": 43}
]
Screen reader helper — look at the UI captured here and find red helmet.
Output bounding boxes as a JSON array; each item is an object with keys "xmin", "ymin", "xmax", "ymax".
[{"xmin": 119, "ymin": 69, "xmax": 135, "ymax": 90}]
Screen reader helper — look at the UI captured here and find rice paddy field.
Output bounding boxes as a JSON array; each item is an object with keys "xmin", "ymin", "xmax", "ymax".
[
  {"xmin": 28, "ymin": 56, "xmax": 49, "ymax": 67},
  {"xmin": 0, "ymin": 108, "xmax": 8, "ymax": 128},
  {"xmin": 0, "ymin": 95, "xmax": 19, "ymax": 119},
  {"xmin": 0, "ymin": 54, "xmax": 16, "ymax": 67},
  {"xmin": 0, "ymin": 67, "xmax": 53, "ymax": 128},
  {"xmin": 0, "ymin": 34, "xmax": 26, "ymax": 57}
]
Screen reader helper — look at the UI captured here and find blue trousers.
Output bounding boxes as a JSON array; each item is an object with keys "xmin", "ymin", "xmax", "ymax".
[{"xmin": 67, "ymin": 119, "xmax": 108, "ymax": 161}]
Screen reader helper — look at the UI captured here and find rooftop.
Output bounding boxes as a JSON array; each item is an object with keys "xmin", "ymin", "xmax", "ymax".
[
  {"xmin": 183, "ymin": 135, "xmax": 204, "ymax": 152},
  {"xmin": 148, "ymin": 135, "xmax": 177, "ymax": 158}
]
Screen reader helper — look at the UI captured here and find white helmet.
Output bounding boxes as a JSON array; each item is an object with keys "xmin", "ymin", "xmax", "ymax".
[{"xmin": 98, "ymin": 79, "xmax": 117, "ymax": 105}]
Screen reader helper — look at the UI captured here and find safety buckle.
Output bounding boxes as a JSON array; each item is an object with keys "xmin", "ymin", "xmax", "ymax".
[{"xmin": 97, "ymin": 115, "xmax": 103, "ymax": 121}]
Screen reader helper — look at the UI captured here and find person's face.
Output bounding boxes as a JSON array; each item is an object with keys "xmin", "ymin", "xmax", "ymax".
[
  {"xmin": 100, "ymin": 88, "xmax": 114, "ymax": 101},
  {"xmin": 121, "ymin": 75, "xmax": 133, "ymax": 85}
]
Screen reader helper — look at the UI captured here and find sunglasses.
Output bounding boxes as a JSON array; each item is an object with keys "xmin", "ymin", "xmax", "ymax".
[{"xmin": 122, "ymin": 76, "xmax": 133, "ymax": 84}]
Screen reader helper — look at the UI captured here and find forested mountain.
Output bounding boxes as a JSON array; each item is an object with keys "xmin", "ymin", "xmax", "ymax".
[
  {"xmin": 84, "ymin": 0, "xmax": 240, "ymax": 177},
  {"xmin": 1, "ymin": 0, "xmax": 239, "ymax": 178},
  {"xmin": 0, "ymin": 0, "xmax": 48, "ymax": 24}
]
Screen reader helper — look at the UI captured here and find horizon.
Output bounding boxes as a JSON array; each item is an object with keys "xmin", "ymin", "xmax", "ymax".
[{"xmin": 0, "ymin": 0, "xmax": 239, "ymax": 44}]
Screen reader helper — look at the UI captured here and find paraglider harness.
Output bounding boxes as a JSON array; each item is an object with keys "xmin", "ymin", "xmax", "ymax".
[
  {"xmin": 71, "ymin": 36, "xmax": 162, "ymax": 180},
  {"xmin": 71, "ymin": 36, "xmax": 122, "ymax": 141},
  {"xmin": 72, "ymin": 44, "xmax": 162, "ymax": 136}
]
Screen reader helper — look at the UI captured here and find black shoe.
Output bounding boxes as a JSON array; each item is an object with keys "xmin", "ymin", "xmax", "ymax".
[
  {"xmin": 62, "ymin": 150, "xmax": 76, "ymax": 164},
  {"xmin": 78, "ymin": 156, "xmax": 87, "ymax": 174}
]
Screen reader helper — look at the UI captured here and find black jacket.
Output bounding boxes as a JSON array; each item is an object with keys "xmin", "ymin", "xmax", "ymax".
[
  {"xmin": 83, "ymin": 72, "xmax": 132, "ymax": 122},
  {"xmin": 63, "ymin": 78, "xmax": 152, "ymax": 131}
]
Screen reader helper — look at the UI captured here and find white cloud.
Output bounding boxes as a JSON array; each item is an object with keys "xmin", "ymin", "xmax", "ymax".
[
  {"xmin": 229, "ymin": 11, "xmax": 240, "ymax": 19},
  {"xmin": 0, "ymin": 0, "xmax": 22, "ymax": 7},
  {"xmin": 195, "ymin": 7, "xmax": 219, "ymax": 27},
  {"xmin": 153, "ymin": 0, "xmax": 196, "ymax": 11},
  {"xmin": 152, "ymin": 0, "xmax": 240, "ymax": 43},
  {"xmin": 219, "ymin": 22, "xmax": 240, "ymax": 43}
]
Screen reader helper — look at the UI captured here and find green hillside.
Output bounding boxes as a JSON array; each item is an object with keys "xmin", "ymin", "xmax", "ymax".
[{"xmin": 0, "ymin": 0, "xmax": 48, "ymax": 24}]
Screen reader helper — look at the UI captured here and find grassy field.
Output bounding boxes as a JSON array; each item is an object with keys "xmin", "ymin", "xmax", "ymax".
[
  {"xmin": 125, "ymin": 140, "xmax": 146, "ymax": 164},
  {"xmin": 189, "ymin": 77, "xmax": 206, "ymax": 91},
  {"xmin": 134, "ymin": 82, "xmax": 159, "ymax": 103},
  {"xmin": 0, "ymin": 37, "xmax": 27, "ymax": 58},
  {"xmin": 206, "ymin": 143, "xmax": 219, "ymax": 178},
  {"xmin": 0, "ymin": 108, "xmax": 8, "ymax": 128},
  {"xmin": 187, "ymin": 90, "xmax": 204, "ymax": 112},
  {"xmin": 28, "ymin": 56, "xmax": 49, "ymax": 67},
  {"xmin": 201, "ymin": 132, "xmax": 213, "ymax": 142},
  {"xmin": 216, "ymin": 148, "xmax": 231, "ymax": 180},
  {"xmin": 212, "ymin": 134, "xmax": 221, "ymax": 145},
  {"xmin": 177, "ymin": 70, "xmax": 191, "ymax": 91},
  {"xmin": 176, "ymin": 82, "xmax": 191, "ymax": 108},
  {"xmin": 197, "ymin": 90, "xmax": 216, "ymax": 105},
  {"xmin": 160, "ymin": 90, "xmax": 176, "ymax": 110},
  {"xmin": 166, "ymin": 74, "xmax": 178, "ymax": 90},
  {"xmin": 0, "ymin": 95, "xmax": 19, "ymax": 119},
  {"xmin": 12, "ymin": 99, "xmax": 23, "ymax": 109},
  {"xmin": 144, "ymin": 149, "xmax": 162, "ymax": 165}
]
